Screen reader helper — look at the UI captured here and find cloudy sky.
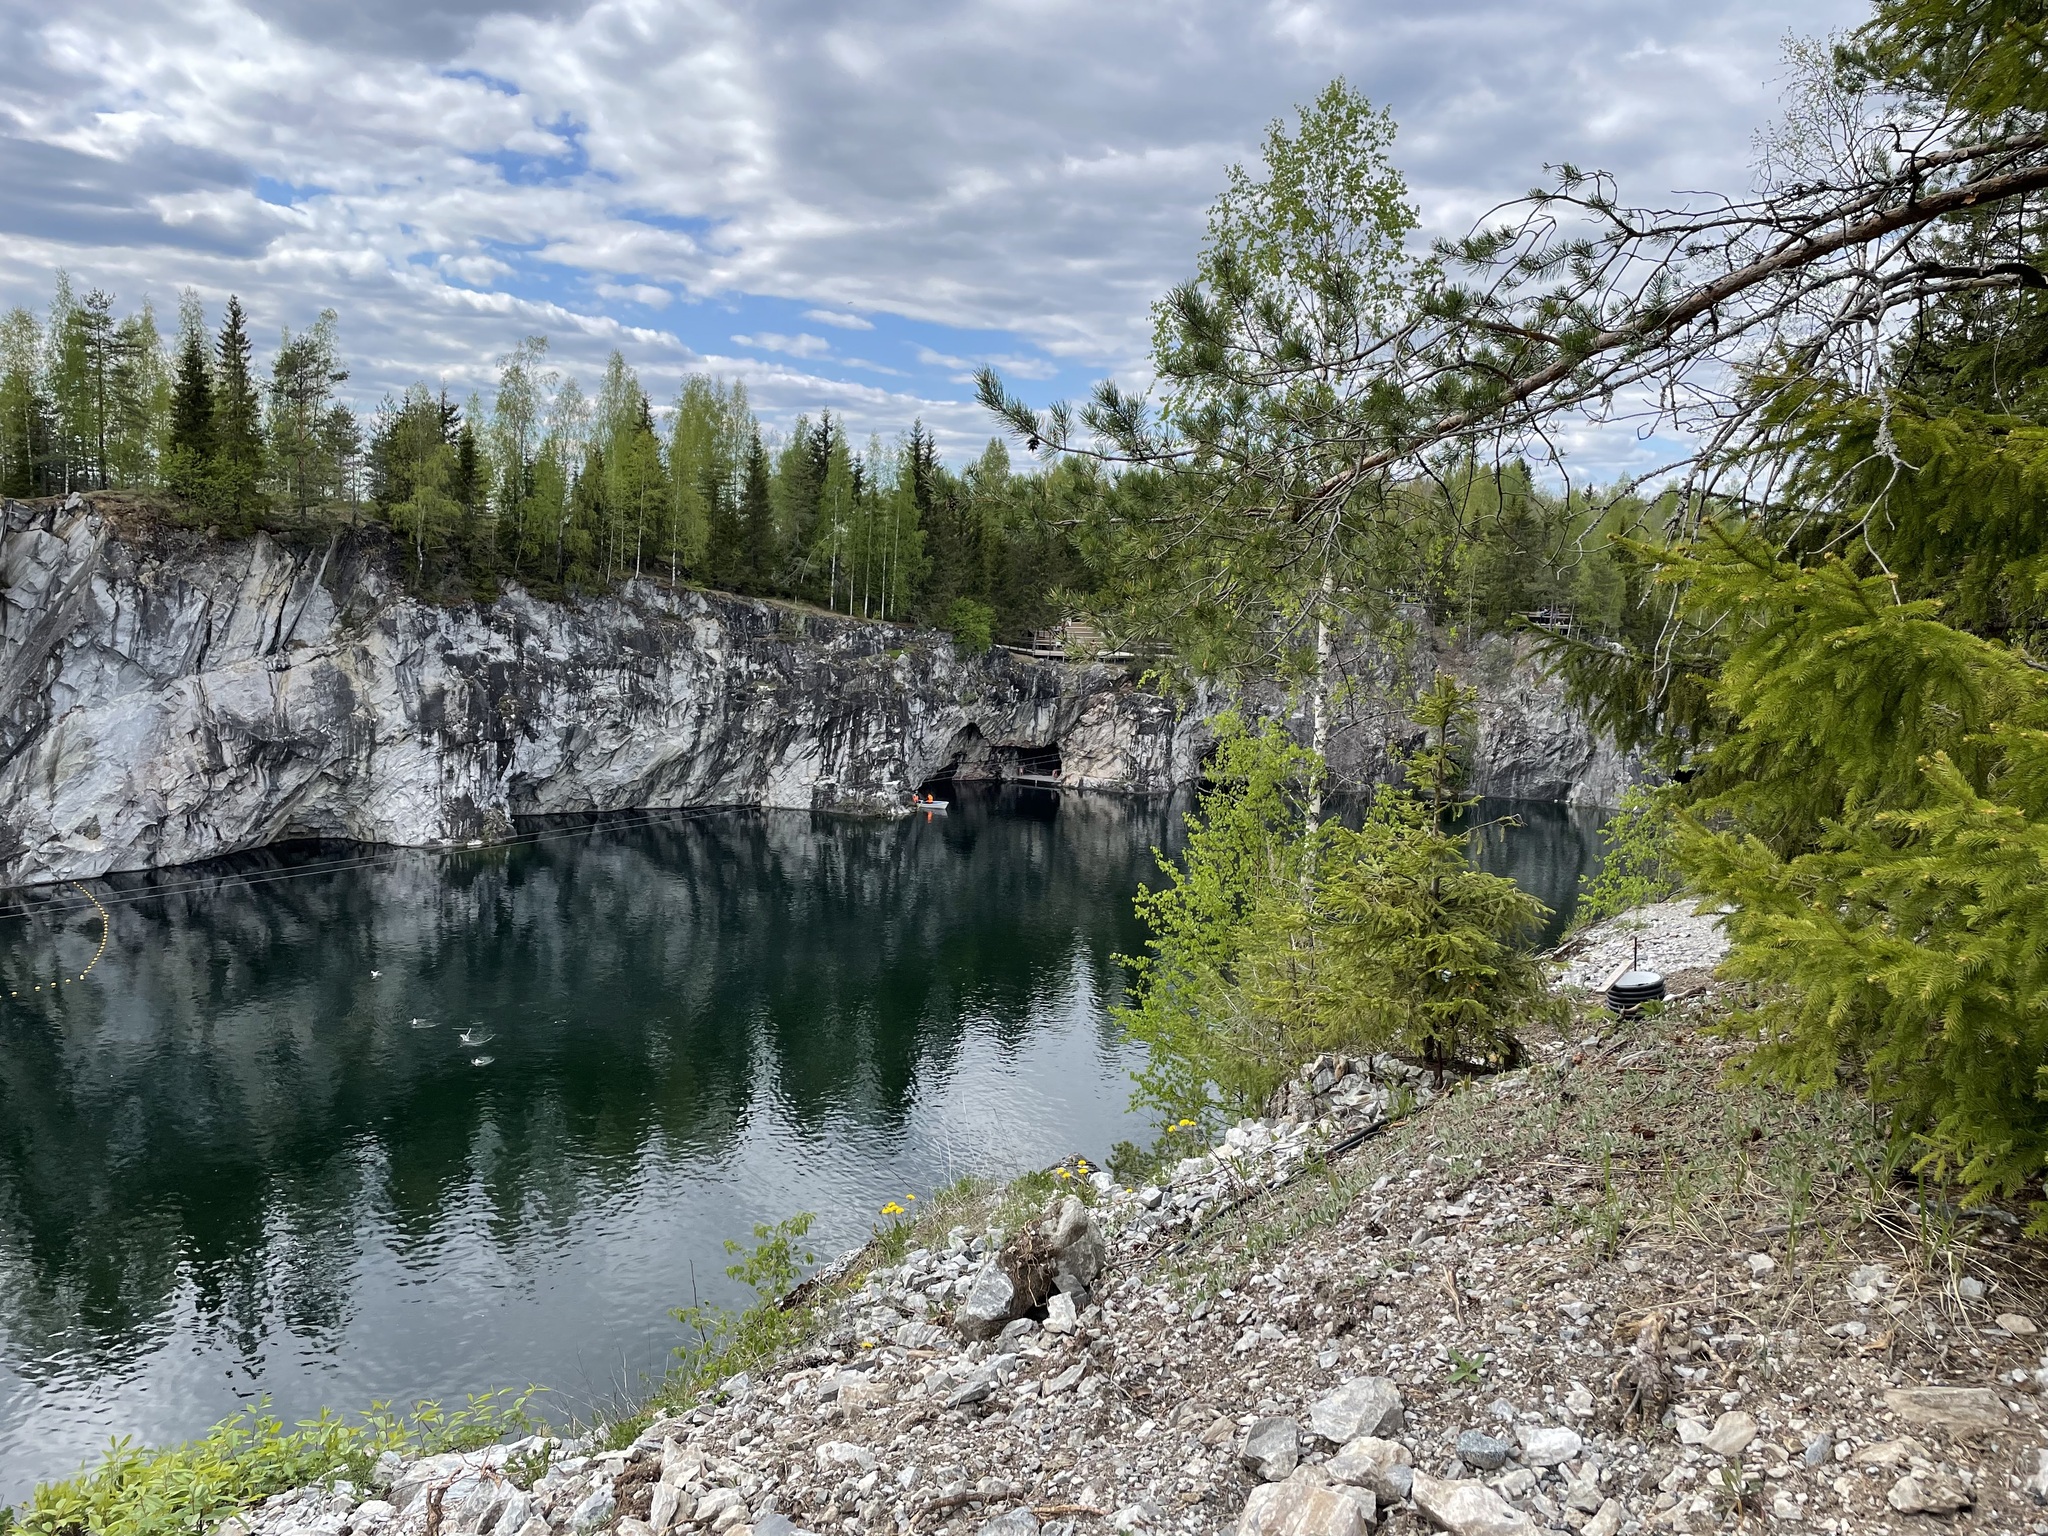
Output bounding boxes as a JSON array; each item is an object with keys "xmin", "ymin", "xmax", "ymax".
[{"xmin": 0, "ymin": 0, "xmax": 1865, "ymax": 467}]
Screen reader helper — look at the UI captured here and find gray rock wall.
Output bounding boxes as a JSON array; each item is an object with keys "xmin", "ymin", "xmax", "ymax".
[
  {"xmin": 0, "ymin": 497, "xmax": 1631, "ymax": 888},
  {"xmin": 1315, "ymin": 622, "xmax": 1639, "ymax": 807}
]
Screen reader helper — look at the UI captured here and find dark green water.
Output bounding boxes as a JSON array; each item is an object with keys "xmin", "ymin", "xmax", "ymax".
[{"xmin": 0, "ymin": 789, "xmax": 1601, "ymax": 1502}]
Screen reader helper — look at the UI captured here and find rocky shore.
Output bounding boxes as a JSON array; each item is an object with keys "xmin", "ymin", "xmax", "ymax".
[{"xmin": 192, "ymin": 909, "xmax": 2048, "ymax": 1536}]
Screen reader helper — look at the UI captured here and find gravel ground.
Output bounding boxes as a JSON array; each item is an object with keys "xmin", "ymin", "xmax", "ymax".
[
  {"xmin": 218, "ymin": 911, "xmax": 2048, "ymax": 1536},
  {"xmin": 1549, "ymin": 903, "xmax": 1732, "ymax": 994}
]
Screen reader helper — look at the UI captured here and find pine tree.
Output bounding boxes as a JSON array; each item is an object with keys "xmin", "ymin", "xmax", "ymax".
[
  {"xmin": 211, "ymin": 296, "xmax": 265, "ymax": 528},
  {"xmin": 266, "ymin": 309, "xmax": 349, "ymax": 519},
  {"xmin": 1544, "ymin": 5, "xmax": 2048, "ymax": 1232}
]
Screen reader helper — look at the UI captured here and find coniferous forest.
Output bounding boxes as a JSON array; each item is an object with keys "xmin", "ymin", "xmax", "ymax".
[{"xmin": 0, "ymin": 274, "xmax": 1641, "ymax": 652}]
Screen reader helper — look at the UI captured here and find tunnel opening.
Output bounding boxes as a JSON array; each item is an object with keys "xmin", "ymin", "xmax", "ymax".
[{"xmin": 916, "ymin": 724, "xmax": 985, "ymax": 800}]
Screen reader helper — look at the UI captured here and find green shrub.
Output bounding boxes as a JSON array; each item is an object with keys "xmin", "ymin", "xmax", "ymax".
[
  {"xmin": 11, "ymin": 1391, "xmax": 536, "ymax": 1536},
  {"xmin": 1674, "ymin": 536, "xmax": 2048, "ymax": 1232},
  {"xmin": 1572, "ymin": 783, "xmax": 1684, "ymax": 930},
  {"xmin": 945, "ymin": 598, "xmax": 994, "ymax": 653},
  {"xmin": 1118, "ymin": 695, "xmax": 1559, "ymax": 1122},
  {"xmin": 1315, "ymin": 785, "xmax": 1556, "ymax": 1073},
  {"xmin": 664, "ymin": 1213, "xmax": 817, "ymax": 1404}
]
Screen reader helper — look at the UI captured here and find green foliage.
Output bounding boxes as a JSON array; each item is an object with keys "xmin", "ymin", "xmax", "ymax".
[
  {"xmin": 1446, "ymin": 1347, "xmax": 1487, "ymax": 1385},
  {"xmin": 265, "ymin": 310, "xmax": 353, "ymax": 522},
  {"xmin": 1118, "ymin": 703, "xmax": 1556, "ymax": 1121},
  {"xmin": 980, "ymin": 85, "xmax": 1642, "ymax": 690},
  {"xmin": 0, "ymin": 269, "xmax": 1088, "ymax": 637},
  {"xmin": 1668, "ymin": 535, "xmax": 2048, "ymax": 1230},
  {"xmin": 11, "ymin": 1391, "xmax": 536, "ymax": 1536},
  {"xmin": 1106, "ymin": 1119, "xmax": 1211, "ymax": 1186},
  {"xmin": 739, "ymin": 429, "xmax": 776, "ymax": 590},
  {"xmin": 1315, "ymin": 781, "xmax": 1554, "ymax": 1073},
  {"xmin": 1847, "ymin": 0, "xmax": 2048, "ymax": 120},
  {"xmin": 0, "ymin": 306, "xmax": 52, "ymax": 498},
  {"xmin": 665, "ymin": 1213, "xmax": 817, "ymax": 1407},
  {"xmin": 210, "ymin": 296, "xmax": 267, "ymax": 530},
  {"xmin": 162, "ymin": 292, "xmax": 213, "ymax": 504},
  {"xmin": 944, "ymin": 597, "xmax": 994, "ymax": 653},
  {"xmin": 1118, "ymin": 714, "xmax": 1325, "ymax": 1118},
  {"xmin": 1572, "ymin": 784, "xmax": 1685, "ymax": 930}
]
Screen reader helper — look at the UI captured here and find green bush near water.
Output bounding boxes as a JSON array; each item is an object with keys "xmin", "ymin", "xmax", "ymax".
[
  {"xmin": 1571, "ymin": 783, "xmax": 1685, "ymax": 932},
  {"xmin": 1117, "ymin": 691, "xmax": 1562, "ymax": 1124},
  {"xmin": 7, "ymin": 1391, "xmax": 537, "ymax": 1536}
]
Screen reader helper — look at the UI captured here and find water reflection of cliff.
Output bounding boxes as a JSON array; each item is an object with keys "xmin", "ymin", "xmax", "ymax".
[
  {"xmin": 0, "ymin": 788, "xmax": 1604, "ymax": 1499},
  {"xmin": 0, "ymin": 790, "xmax": 1182, "ymax": 1380},
  {"xmin": 1461, "ymin": 799, "xmax": 1608, "ymax": 948}
]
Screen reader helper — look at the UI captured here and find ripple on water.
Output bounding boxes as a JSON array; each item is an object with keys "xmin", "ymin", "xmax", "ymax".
[{"xmin": 0, "ymin": 790, "xmax": 1601, "ymax": 1503}]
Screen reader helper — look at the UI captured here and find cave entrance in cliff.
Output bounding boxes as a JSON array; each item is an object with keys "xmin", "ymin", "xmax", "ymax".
[{"xmin": 917, "ymin": 724, "xmax": 985, "ymax": 801}]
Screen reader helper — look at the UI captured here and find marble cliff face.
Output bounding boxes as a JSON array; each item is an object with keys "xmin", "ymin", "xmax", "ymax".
[{"xmin": 0, "ymin": 498, "xmax": 1630, "ymax": 887}]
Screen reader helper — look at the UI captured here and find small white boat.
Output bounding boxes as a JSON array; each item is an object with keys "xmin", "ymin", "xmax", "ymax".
[{"xmin": 913, "ymin": 796, "xmax": 949, "ymax": 814}]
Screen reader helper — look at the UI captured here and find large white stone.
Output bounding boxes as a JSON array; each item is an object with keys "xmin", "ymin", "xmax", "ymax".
[
  {"xmin": 1514, "ymin": 1423, "xmax": 1583, "ymax": 1467},
  {"xmin": 1408, "ymin": 1472, "xmax": 1539, "ymax": 1536},
  {"xmin": 1308, "ymin": 1377, "xmax": 1405, "ymax": 1442},
  {"xmin": 1236, "ymin": 1479, "xmax": 1369, "ymax": 1536}
]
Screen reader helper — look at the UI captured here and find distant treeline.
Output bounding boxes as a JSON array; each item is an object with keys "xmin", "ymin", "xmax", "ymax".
[{"xmin": 0, "ymin": 274, "xmax": 1647, "ymax": 649}]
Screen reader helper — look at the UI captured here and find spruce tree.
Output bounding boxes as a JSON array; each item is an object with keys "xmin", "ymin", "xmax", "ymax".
[
  {"xmin": 740, "ymin": 429, "xmax": 775, "ymax": 591},
  {"xmin": 1119, "ymin": 700, "xmax": 1554, "ymax": 1121},
  {"xmin": 704, "ymin": 468, "xmax": 744, "ymax": 588},
  {"xmin": 210, "ymin": 296, "xmax": 265, "ymax": 528},
  {"xmin": 165, "ymin": 294, "xmax": 213, "ymax": 504},
  {"xmin": 453, "ymin": 420, "xmax": 479, "ymax": 515},
  {"xmin": 1670, "ymin": 536, "xmax": 2048, "ymax": 1229}
]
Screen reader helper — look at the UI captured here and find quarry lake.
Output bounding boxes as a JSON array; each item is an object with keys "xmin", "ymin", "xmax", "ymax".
[{"xmin": 0, "ymin": 788, "xmax": 1605, "ymax": 1502}]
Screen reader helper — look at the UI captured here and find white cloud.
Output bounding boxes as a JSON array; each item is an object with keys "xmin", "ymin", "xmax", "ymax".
[
  {"xmin": 732, "ymin": 330, "xmax": 831, "ymax": 358},
  {"xmin": 916, "ymin": 345, "xmax": 1055, "ymax": 382},
  {"xmin": 597, "ymin": 280, "xmax": 672, "ymax": 307},
  {"xmin": 0, "ymin": 0, "xmax": 1869, "ymax": 475}
]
